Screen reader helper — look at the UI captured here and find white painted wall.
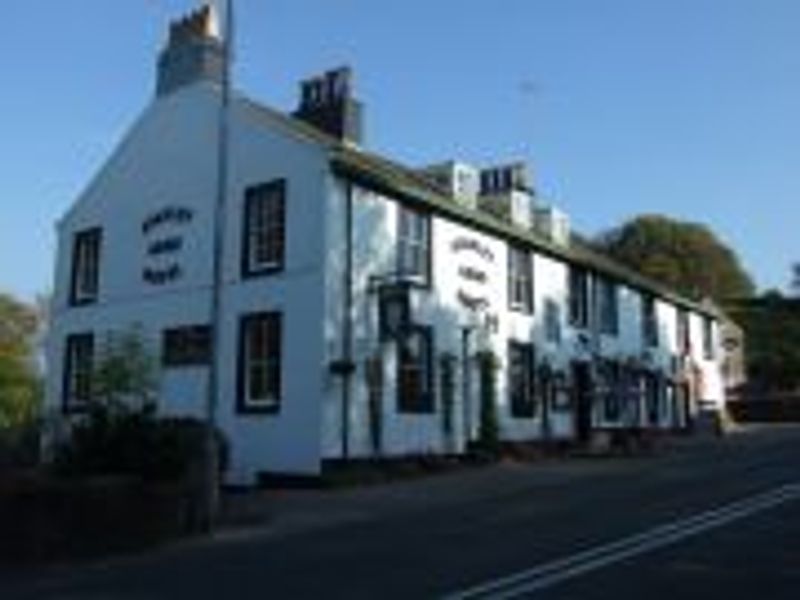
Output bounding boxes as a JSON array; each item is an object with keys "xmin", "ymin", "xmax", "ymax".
[
  {"xmin": 48, "ymin": 82, "xmax": 330, "ymax": 485},
  {"xmin": 49, "ymin": 80, "xmax": 727, "ymax": 483}
]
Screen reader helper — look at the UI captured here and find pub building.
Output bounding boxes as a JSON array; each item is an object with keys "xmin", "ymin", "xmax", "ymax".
[{"xmin": 47, "ymin": 7, "xmax": 725, "ymax": 484}]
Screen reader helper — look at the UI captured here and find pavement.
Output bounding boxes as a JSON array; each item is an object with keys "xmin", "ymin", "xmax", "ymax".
[{"xmin": 2, "ymin": 425, "xmax": 800, "ymax": 599}]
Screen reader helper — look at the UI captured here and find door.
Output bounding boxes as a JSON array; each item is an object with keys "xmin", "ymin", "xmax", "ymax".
[{"xmin": 572, "ymin": 362, "xmax": 593, "ymax": 443}]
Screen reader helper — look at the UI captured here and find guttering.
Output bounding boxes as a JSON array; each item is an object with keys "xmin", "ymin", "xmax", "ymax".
[{"xmin": 329, "ymin": 153, "xmax": 720, "ymax": 320}]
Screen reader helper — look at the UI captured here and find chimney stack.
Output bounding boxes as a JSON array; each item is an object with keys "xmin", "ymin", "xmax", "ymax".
[
  {"xmin": 293, "ymin": 67, "xmax": 364, "ymax": 145},
  {"xmin": 157, "ymin": 6, "xmax": 224, "ymax": 98}
]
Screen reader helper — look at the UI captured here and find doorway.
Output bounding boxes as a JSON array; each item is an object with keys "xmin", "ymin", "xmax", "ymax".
[{"xmin": 572, "ymin": 362, "xmax": 593, "ymax": 443}]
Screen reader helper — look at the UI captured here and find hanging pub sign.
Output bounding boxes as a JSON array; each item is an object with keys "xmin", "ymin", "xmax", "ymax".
[
  {"xmin": 379, "ymin": 281, "xmax": 412, "ymax": 340},
  {"xmin": 141, "ymin": 205, "xmax": 195, "ymax": 286}
]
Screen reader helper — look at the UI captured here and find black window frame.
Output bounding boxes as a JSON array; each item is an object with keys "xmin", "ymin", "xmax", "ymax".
[
  {"xmin": 396, "ymin": 204, "xmax": 432, "ymax": 287},
  {"xmin": 601, "ymin": 361, "xmax": 623, "ymax": 422},
  {"xmin": 703, "ymin": 317, "xmax": 716, "ymax": 360},
  {"xmin": 508, "ymin": 341, "xmax": 537, "ymax": 418},
  {"xmin": 598, "ymin": 277, "xmax": 619, "ymax": 336},
  {"xmin": 237, "ymin": 312, "xmax": 283, "ymax": 415},
  {"xmin": 677, "ymin": 309, "xmax": 691, "ymax": 354},
  {"xmin": 544, "ymin": 298, "xmax": 562, "ymax": 344},
  {"xmin": 62, "ymin": 332, "xmax": 94, "ymax": 413},
  {"xmin": 241, "ymin": 179, "xmax": 287, "ymax": 279},
  {"xmin": 162, "ymin": 325, "xmax": 212, "ymax": 368},
  {"xmin": 568, "ymin": 266, "xmax": 590, "ymax": 329},
  {"xmin": 508, "ymin": 245, "xmax": 534, "ymax": 314},
  {"xmin": 69, "ymin": 227, "xmax": 102, "ymax": 306},
  {"xmin": 645, "ymin": 372, "xmax": 661, "ymax": 425},
  {"xmin": 396, "ymin": 325, "xmax": 435, "ymax": 414},
  {"xmin": 642, "ymin": 295, "xmax": 659, "ymax": 348}
]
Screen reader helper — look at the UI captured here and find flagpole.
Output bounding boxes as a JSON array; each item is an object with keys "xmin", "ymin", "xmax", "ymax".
[{"xmin": 204, "ymin": 0, "xmax": 234, "ymax": 532}]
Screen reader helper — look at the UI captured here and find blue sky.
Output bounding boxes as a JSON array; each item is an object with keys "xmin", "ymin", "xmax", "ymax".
[{"xmin": 1, "ymin": 0, "xmax": 798, "ymax": 301}]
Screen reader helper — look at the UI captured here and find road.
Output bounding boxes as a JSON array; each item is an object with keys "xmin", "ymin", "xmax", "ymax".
[{"xmin": 4, "ymin": 426, "xmax": 800, "ymax": 599}]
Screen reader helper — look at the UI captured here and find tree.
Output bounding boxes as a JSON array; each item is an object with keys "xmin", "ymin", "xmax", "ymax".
[
  {"xmin": 596, "ymin": 215, "xmax": 755, "ymax": 303},
  {"xmin": 92, "ymin": 325, "xmax": 157, "ymax": 410},
  {"xmin": 0, "ymin": 293, "xmax": 42, "ymax": 428},
  {"xmin": 727, "ymin": 291, "xmax": 800, "ymax": 392},
  {"xmin": 792, "ymin": 263, "xmax": 800, "ymax": 296}
]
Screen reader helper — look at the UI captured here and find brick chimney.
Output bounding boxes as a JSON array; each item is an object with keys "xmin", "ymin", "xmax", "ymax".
[
  {"xmin": 156, "ymin": 6, "xmax": 224, "ymax": 97},
  {"xmin": 293, "ymin": 67, "xmax": 364, "ymax": 145}
]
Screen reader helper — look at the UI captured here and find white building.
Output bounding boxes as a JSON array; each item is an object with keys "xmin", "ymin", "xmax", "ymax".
[{"xmin": 46, "ymin": 8, "xmax": 725, "ymax": 485}]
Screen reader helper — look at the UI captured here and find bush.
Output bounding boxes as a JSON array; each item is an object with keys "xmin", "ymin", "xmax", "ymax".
[
  {"xmin": 0, "ymin": 423, "xmax": 40, "ymax": 473},
  {"xmin": 53, "ymin": 403, "xmax": 228, "ymax": 483}
]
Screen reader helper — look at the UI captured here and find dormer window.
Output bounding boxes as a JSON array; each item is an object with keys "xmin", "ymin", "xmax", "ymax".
[
  {"xmin": 242, "ymin": 180, "xmax": 286, "ymax": 277},
  {"xmin": 70, "ymin": 228, "xmax": 102, "ymax": 306},
  {"xmin": 397, "ymin": 205, "xmax": 431, "ymax": 285}
]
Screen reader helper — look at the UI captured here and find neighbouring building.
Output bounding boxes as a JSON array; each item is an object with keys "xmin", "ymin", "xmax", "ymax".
[{"xmin": 46, "ymin": 7, "xmax": 726, "ymax": 484}]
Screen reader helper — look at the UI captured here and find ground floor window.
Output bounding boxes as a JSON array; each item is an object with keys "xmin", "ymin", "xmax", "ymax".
[
  {"xmin": 237, "ymin": 312, "xmax": 282, "ymax": 413},
  {"xmin": 600, "ymin": 361, "xmax": 622, "ymax": 422},
  {"xmin": 645, "ymin": 373, "xmax": 661, "ymax": 425},
  {"xmin": 508, "ymin": 341, "xmax": 537, "ymax": 418},
  {"xmin": 63, "ymin": 333, "xmax": 94, "ymax": 412},
  {"xmin": 397, "ymin": 326, "xmax": 434, "ymax": 414},
  {"xmin": 162, "ymin": 325, "xmax": 211, "ymax": 367}
]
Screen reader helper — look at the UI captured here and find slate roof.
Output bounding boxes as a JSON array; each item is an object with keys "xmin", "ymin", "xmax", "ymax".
[{"xmin": 242, "ymin": 94, "xmax": 720, "ymax": 319}]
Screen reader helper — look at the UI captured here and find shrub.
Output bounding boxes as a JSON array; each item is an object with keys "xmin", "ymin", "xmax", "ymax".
[
  {"xmin": 0, "ymin": 423, "xmax": 40, "ymax": 473},
  {"xmin": 53, "ymin": 403, "xmax": 228, "ymax": 483}
]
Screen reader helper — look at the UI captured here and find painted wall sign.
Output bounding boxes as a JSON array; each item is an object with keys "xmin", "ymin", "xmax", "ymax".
[
  {"xmin": 142, "ymin": 206, "xmax": 194, "ymax": 235},
  {"xmin": 449, "ymin": 233, "xmax": 499, "ymax": 332},
  {"xmin": 450, "ymin": 237, "xmax": 495, "ymax": 263},
  {"xmin": 141, "ymin": 206, "xmax": 194, "ymax": 286}
]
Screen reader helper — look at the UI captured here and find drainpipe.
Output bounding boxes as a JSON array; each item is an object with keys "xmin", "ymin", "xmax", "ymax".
[{"xmin": 340, "ymin": 181, "xmax": 355, "ymax": 460}]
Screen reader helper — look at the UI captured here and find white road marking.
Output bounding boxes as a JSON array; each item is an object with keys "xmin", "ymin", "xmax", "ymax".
[{"xmin": 444, "ymin": 482, "xmax": 800, "ymax": 600}]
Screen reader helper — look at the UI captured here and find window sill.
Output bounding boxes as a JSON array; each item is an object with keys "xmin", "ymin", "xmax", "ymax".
[
  {"xmin": 242, "ymin": 264, "xmax": 284, "ymax": 280},
  {"xmin": 237, "ymin": 402, "xmax": 281, "ymax": 416},
  {"xmin": 397, "ymin": 407, "xmax": 436, "ymax": 416},
  {"xmin": 69, "ymin": 296, "xmax": 98, "ymax": 308},
  {"xmin": 509, "ymin": 304, "xmax": 534, "ymax": 315},
  {"xmin": 62, "ymin": 402, "xmax": 90, "ymax": 416}
]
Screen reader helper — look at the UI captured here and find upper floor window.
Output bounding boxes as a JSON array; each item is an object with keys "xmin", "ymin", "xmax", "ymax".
[
  {"xmin": 642, "ymin": 295, "xmax": 659, "ymax": 347},
  {"xmin": 63, "ymin": 333, "xmax": 94, "ymax": 412},
  {"xmin": 568, "ymin": 266, "xmax": 590, "ymax": 329},
  {"xmin": 70, "ymin": 228, "xmax": 102, "ymax": 306},
  {"xmin": 238, "ymin": 312, "xmax": 282, "ymax": 413},
  {"xmin": 703, "ymin": 317, "xmax": 716, "ymax": 360},
  {"xmin": 544, "ymin": 299, "xmax": 562, "ymax": 344},
  {"xmin": 508, "ymin": 245, "xmax": 534, "ymax": 314},
  {"xmin": 397, "ymin": 205, "xmax": 431, "ymax": 285},
  {"xmin": 397, "ymin": 326, "xmax": 434, "ymax": 414},
  {"xmin": 598, "ymin": 278, "xmax": 619, "ymax": 336},
  {"xmin": 163, "ymin": 325, "xmax": 212, "ymax": 368},
  {"xmin": 242, "ymin": 180, "xmax": 286, "ymax": 277},
  {"xmin": 508, "ymin": 341, "xmax": 537, "ymax": 418},
  {"xmin": 677, "ymin": 309, "xmax": 691, "ymax": 354}
]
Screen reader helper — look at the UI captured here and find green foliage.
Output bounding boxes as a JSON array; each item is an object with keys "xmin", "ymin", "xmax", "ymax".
[
  {"xmin": 728, "ymin": 293, "xmax": 800, "ymax": 391},
  {"xmin": 92, "ymin": 326, "xmax": 156, "ymax": 408},
  {"xmin": 54, "ymin": 403, "xmax": 229, "ymax": 482},
  {"xmin": 597, "ymin": 215, "xmax": 755, "ymax": 303},
  {"xmin": 477, "ymin": 351, "xmax": 500, "ymax": 454},
  {"xmin": 0, "ymin": 293, "xmax": 41, "ymax": 428}
]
